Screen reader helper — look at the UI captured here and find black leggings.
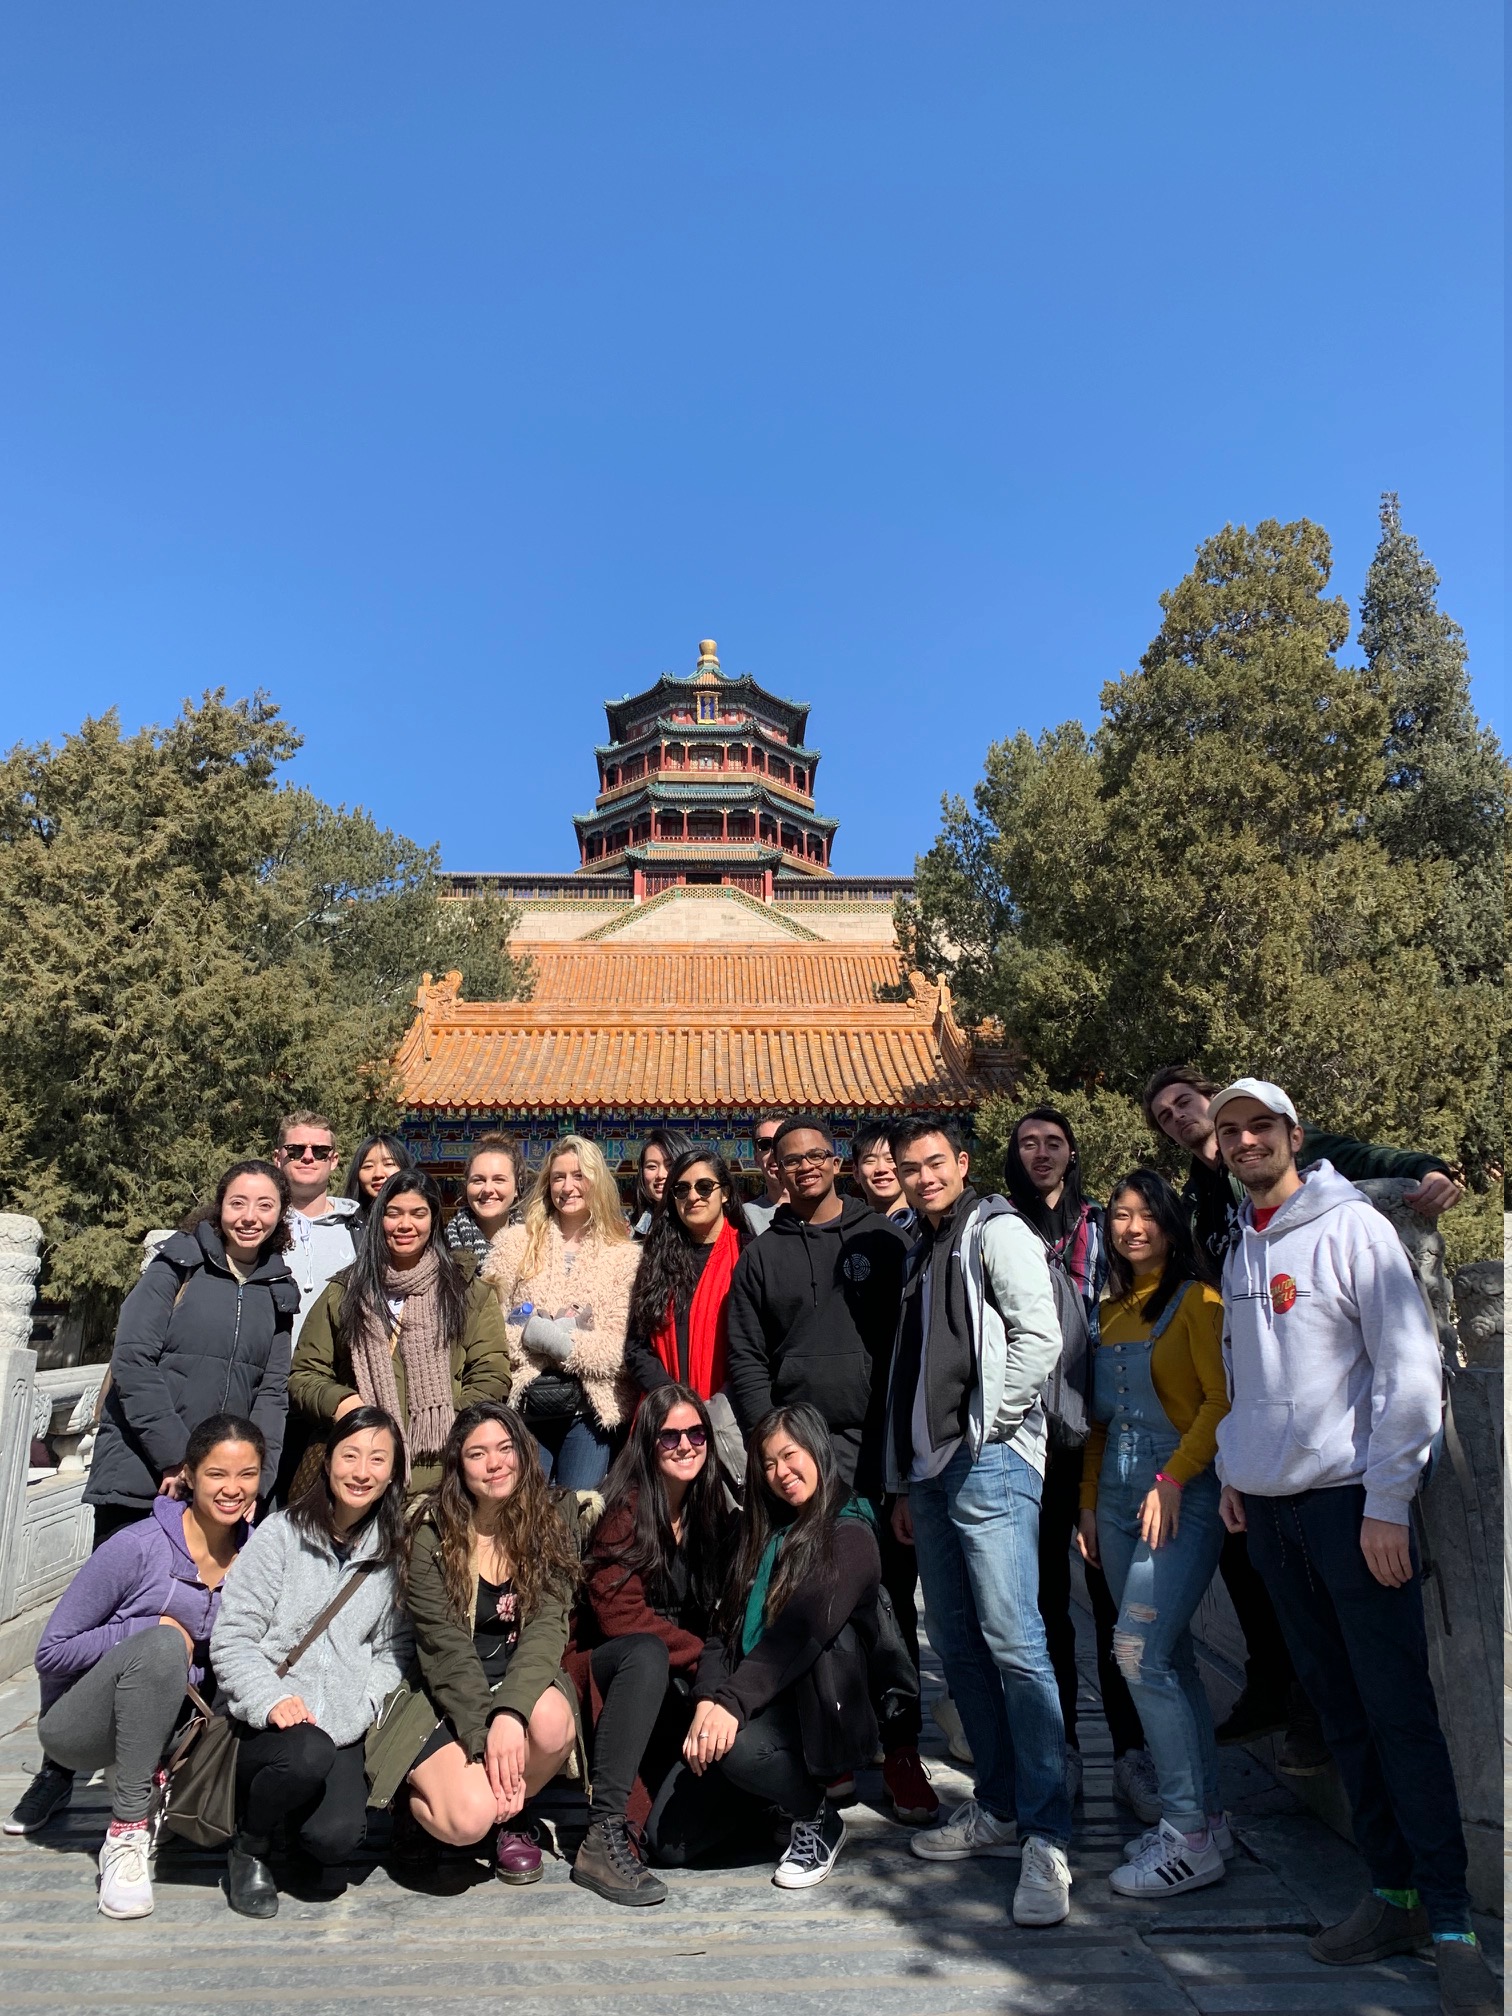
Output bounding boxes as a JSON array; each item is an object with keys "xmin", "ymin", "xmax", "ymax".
[
  {"xmin": 233, "ymin": 1723, "xmax": 369, "ymax": 1864},
  {"xmin": 1038, "ymin": 1443, "xmax": 1145, "ymax": 1758},
  {"xmin": 644, "ymin": 1694, "xmax": 817, "ymax": 1865},
  {"xmin": 587, "ymin": 1635, "xmax": 693, "ymax": 1824},
  {"xmin": 876, "ymin": 1501, "xmax": 923, "ymax": 1748}
]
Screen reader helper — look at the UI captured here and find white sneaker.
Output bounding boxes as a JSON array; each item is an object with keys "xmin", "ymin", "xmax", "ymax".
[
  {"xmin": 1012, "ymin": 1835, "xmax": 1071, "ymax": 1925},
  {"xmin": 909, "ymin": 1796, "xmax": 1018, "ymax": 1861},
  {"xmin": 1064, "ymin": 1749, "xmax": 1084, "ymax": 1805},
  {"xmin": 1108, "ymin": 1818, "xmax": 1225, "ymax": 1897},
  {"xmin": 1124, "ymin": 1812, "xmax": 1234, "ymax": 1860},
  {"xmin": 773, "ymin": 1809, "xmax": 847, "ymax": 1889},
  {"xmin": 1111, "ymin": 1749, "xmax": 1161, "ymax": 1825},
  {"xmin": 98, "ymin": 1824, "xmax": 155, "ymax": 1919},
  {"xmin": 931, "ymin": 1694, "xmax": 974, "ymax": 1765}
]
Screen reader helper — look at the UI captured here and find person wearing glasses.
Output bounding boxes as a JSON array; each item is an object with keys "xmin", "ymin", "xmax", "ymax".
[
  {"xmin": 273, "ymin": 1112, "xmax": 362, "ymax": 1345},
  {"xmin": 626, "ymin": 1149, "xmax": 753, "ymax": 1401},
  {"xmin": 724, "ymin": 1117, "xmax": 933, "ymax": 1825},
  {"xmin": 743, "ymin": 1119, "xmax": 790, "ymax": 1235},
  {"xmin": 563, "ymin": 1384, "xmax": 735, "ymax": 1904}
]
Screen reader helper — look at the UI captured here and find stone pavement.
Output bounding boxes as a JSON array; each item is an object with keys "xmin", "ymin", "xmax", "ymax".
[{"xmin": 0, "ymin": 1614, "xmax": 1501, "ymax": 2016}]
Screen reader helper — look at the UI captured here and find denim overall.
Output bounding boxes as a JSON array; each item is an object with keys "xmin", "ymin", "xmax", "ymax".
[{"xmin": 1093, "ymin": 1295, "xmax": 1223, "ymax": 1832}]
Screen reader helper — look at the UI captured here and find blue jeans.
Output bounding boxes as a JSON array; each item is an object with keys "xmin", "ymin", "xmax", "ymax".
[
  {"xmin": 1097, "ymin": 1456, "xmax": 1223, "ymax": 1831},
  {"xmin": 1245, "ymin": 1485, "xmax": 1470, "ymax": 1936},
  {"xmin": 908, "ymin": 1440, "xmax": 1070, "ymax": 1846},
  {"xmin": 531, "ymin": 1414, "xmax": 612, "ymax": 1489}
]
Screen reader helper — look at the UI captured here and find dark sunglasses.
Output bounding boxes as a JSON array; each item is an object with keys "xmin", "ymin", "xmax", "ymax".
[
  {"xmin": 754, "ymin": 1134, "xmax": 780, "ymax": 1153},
  {"xmin": 655, "ymin": 1425, "xmax": 708, "ymax": 1453},
  {"xmin": 672, "ymin": 1177, "xmax": 721, "ymax": 1202},
  {"xmin": 283, "ymin": 1143, "xmax": 336, "ymax": 1162}
]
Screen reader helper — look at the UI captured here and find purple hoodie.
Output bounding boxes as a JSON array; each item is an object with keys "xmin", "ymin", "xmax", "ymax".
[{"xmin": 35, "ymin": 1497, "xmax": 242, "ymax": 1712}]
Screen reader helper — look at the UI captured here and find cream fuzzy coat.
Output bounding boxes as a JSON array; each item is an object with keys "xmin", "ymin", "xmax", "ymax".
[{"xmin": 483, "ymin": 1221, "xmax": 641, "ymax": 1431}]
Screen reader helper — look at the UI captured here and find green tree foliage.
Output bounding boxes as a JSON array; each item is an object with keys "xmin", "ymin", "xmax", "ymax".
[
  {"xmin": 1359, "ymin": 491, "xmax": 1506, "ymax": 987},
  {"xmin": 0, "ymin": 692, "xmax": 530, "ymax": 1304},
  {"xmin": 901, "ymin": 516, "xmax": 1502, "ymax": 1261}
]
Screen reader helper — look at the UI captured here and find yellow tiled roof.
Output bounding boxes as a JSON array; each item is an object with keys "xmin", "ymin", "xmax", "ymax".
[{"xmin": 397, "ymin": 946, "xmax": 1015, "ymax": 1114}]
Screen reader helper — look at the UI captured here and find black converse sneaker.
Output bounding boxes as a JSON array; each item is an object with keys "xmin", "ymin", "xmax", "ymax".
[{"xmin": 773, "ymin": 1803, "xmax": 847, "ymax": 1889}]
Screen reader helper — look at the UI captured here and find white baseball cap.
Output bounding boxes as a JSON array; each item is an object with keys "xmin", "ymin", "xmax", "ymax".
[{"xmin": 1207, "ymin": 1077, "xmax": 1299, "ymax": 1128}]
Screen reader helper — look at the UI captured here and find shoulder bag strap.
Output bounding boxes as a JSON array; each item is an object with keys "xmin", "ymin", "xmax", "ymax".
[{"xmin": 275, "ymin": 1562, "xmax": 380, "ymax": 1678}]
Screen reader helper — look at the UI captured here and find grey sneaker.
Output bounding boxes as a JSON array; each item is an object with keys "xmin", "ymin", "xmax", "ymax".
[
  {"xmin": 909, "ymin": 1796, "xmax": 1018, "ymax": 1861},
  {"xmin": 1111, "ymin": 1749, "xmax": 1161, "ymax": 1825}
]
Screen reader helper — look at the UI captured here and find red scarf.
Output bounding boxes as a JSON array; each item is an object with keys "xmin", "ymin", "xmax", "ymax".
[{"xmin": 650, "ymin": 1218, "xmax": 740, "ymax": 1397}]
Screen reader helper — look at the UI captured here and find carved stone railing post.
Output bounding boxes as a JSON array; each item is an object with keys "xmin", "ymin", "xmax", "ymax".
[{"xmin": 0, "ymin": 1214, "xmax": 42, "ymax": 1355}]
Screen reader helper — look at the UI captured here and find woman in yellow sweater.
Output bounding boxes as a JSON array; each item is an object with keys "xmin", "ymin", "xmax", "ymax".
[{"xmin": 1077, "ymin": 1170, "xmax": 1230, "ymax": 1900}]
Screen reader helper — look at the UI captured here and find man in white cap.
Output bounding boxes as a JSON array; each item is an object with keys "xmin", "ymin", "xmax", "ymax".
[{"xmin": 1211, "ymin": 1079, "xmax": 1493, "ymax": 2012}]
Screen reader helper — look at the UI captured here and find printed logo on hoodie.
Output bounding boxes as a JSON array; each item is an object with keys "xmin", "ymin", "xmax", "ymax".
[
  {"xmin": 843, "ymin": 1253, "xmax": 872, "ymax": 1283},
  {"xmin": 1269, "ymin": 1273, "xmax": 1298, "ymax": 1315}
]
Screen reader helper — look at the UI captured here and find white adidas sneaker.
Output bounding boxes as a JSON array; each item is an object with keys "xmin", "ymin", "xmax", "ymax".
[
  {"xmin": 1108, "ymin": 1818, "xmax": 1225, "ymax": 1897},
  {"xmin": 1123, "ymin": 1812, "xmax": 1234, "ymax": 1860}
]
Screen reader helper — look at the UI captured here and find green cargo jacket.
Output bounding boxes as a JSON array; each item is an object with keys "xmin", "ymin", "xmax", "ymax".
[
  {"xmin": 287, "ymin": 1252, "xmax": 509, "ymax": 1497},
  {"xmin": 365, "ymin": 1499, "xmax": 586, "ymax": 1809}
]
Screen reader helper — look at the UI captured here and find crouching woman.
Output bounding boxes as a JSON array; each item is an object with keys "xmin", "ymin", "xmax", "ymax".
[
  {"xmin": 365, "ymin": 1402, "xmax": 583, "ymax": 1886},
  {"xmin": 646, "ymin": 1404, "xmax": 882, "ymax": 1890},
  {"xmin": 28, "ymin": 1415, "xmax": 264, "ymax": 1920},
  {"xmin": 210, "ymin": 1407, "xmax": 412, "ymax": 1917}
]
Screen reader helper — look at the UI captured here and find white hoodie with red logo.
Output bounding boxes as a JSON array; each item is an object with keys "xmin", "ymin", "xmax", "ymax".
[{"xmin": 1216, "ymin": 1161, "xmax": 1442, "ymax": 1525}]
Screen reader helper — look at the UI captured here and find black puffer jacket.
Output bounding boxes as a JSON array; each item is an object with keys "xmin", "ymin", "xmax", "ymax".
[{"xmin": 85, "ymin": 1223, "xmax": 299, "ymax": 1511}]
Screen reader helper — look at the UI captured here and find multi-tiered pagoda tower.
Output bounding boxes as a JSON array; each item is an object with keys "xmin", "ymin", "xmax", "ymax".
[{"xmin": 572, "ymin": 640, "xmax": 838, "ymax": 897}]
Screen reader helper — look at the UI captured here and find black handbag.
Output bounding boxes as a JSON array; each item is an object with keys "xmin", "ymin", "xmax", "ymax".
[
  {"xmin": 865, "ymin": 1585, "xmax": 921, "ymax": 1723},
  {"xmin": 521, "ymin": 1369, "xmax": 586, "ymax": 1424},
  {"xmin": 159, "ymin": 1563, "xmax": 379, "ymax": 1846}
]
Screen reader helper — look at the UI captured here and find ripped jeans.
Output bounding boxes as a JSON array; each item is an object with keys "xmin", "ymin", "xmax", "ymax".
[{"xmin": 1094, "ymin": 1344, "xmax": 1223, "ymax": 1834}]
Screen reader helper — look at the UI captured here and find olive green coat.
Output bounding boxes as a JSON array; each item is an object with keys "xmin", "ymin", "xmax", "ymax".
[
  {"xmin": 287, "ymin": 1254, "xmax": 509, "ymax": 1497},
  {"xmin": 365, "ymin": 1502, "xmax": 586, "ymax": 1808}
]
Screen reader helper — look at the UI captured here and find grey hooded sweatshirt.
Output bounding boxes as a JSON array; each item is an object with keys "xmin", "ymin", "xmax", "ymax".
[{"xmin": 1216, "ymin": 1161, "xmax": 1442, "ymax": 1526}]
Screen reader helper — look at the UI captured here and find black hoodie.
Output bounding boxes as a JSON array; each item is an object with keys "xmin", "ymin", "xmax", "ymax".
[{"xmin": 725, "ymin": 1196, "xmax": 909, "ymax": 1491}]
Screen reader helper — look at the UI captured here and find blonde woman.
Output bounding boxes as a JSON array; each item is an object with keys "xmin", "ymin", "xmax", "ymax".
[{"xmin": 483, "ymin": 1137, "xmax": 639, "ymax": 1488}]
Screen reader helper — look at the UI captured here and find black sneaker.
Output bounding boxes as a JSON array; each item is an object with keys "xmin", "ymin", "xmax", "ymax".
[
  {"xmin": 773, "ymin": 1803, "xmax": 846, "ymax": 1889},
  {"xmin": 571, "ymin": 1817, "xmax": 667, "ymax": 1907},
  {"xmin": 1277, "ymin": 1701, "xmax": 1332, "ymax": 1776},
  {"xmin": 5, "ymin": 1761, "xmax": 74, "ymax": 1835}
]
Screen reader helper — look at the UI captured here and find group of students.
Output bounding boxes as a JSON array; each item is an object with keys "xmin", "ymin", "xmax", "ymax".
[{"xmin": 4, "ymin": 1084, "xmax": 1494, "ymax": 2011}]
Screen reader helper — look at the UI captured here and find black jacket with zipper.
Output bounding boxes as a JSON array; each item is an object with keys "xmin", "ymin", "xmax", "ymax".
[
  {"xmin": 86, "ymin": 1222, "xmax": 299, "ymax": 1511},
  {"xmin": 725, "ymin": 1197, "xmax": 908, "ymax": 1492}
]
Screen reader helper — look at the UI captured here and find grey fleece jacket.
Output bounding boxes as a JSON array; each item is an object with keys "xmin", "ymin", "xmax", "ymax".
[
  {"xmin": 211, "ymin": 1509, "xmax": 411, "ymax": 1747},
  {"xmin": 886, "ymin": 1197, "xmax": 1062, "ymax": 1494},
  {"xmin": 1217, "ymin": 1161, "xmax": 1443, "ymax": 1525}
]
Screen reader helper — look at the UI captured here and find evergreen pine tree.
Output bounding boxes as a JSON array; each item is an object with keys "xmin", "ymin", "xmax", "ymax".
[{"xmin": 1359, "ymin": 491, "xmax": 1506, "ymax": 984}]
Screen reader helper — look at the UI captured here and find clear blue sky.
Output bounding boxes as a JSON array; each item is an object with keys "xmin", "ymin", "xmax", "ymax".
[{"xmin": 2, "ymin": 4, "xmax": 1502, "ymax": 875}]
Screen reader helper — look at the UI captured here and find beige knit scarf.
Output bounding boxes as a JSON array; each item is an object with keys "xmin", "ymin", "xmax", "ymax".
[{"xmin": 349, "ymin": 1246, "xmax": 456, "ymax": 1465}]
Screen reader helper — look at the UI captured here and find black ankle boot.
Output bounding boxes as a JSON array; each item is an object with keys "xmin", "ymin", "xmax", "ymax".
[{"xmin": 226, "ymin": 1831, "xmax": 279, "ymax": 1918}]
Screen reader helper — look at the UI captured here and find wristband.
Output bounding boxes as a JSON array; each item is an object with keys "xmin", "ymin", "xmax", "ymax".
[{"xmin": 1155, "ymin": 1471, "xmax": 1183, "ymax": 1489}]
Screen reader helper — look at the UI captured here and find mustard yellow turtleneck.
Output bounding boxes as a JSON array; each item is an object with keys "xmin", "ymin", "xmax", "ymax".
[{"xmin": 1079, "ymin": 1273, "xmax": 1230, "ymax": 1510}]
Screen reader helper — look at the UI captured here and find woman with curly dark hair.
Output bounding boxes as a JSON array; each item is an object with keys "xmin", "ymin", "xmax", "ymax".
[
  {"xmin": 364, "ymin": 1402, "xmax": 582, "ymax": 1886},
  {"xmin": 564, "ymin": 1382, "xmax": 735, "ymax": 1905},
  {"xmin": 85, "ymin": 1160, "xmax": 300, "ymax": 1546},
  {"xmin": 625, "ymin": 1146, "xmax": 753, "ymax": 1401},
  {"xmin": 646, "ymin": 1405, "xmax": 885, "ymax": 1891}
]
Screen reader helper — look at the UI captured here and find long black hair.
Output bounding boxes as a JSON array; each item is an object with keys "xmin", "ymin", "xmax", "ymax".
[
  {"xmin": 286, "ymin": 1405, "xmax": 407, "ymax": 1567},
  {"xmin": 1003, "ymin": 1106, "xmax": 1087, "ymax": 1239},
  {"xmin": 338, "ymin": 1168, "xmax": 470, "ymax": 1348},
  {"xmin": 635, "ymin": 1128, "xmax": 696, "ymax": 1219},
  {"xmin": 1103, "ymin": 1167, "xmax": 1213, "ymax": 1324},
  {"xmin": 592, "ymin": 1383, "xmax": 731, "ymax": 1620},
  {"xmin": 344, "ymin": 1133, "xmax": 415, "ymax": 1207},
  {"xmin": 628, "ymin": 1146, "xmax": 753, "ymax": 1340},
  {"xmin": 724, "ymin": 1403, "xmax": 847, "ymax": 1649}
]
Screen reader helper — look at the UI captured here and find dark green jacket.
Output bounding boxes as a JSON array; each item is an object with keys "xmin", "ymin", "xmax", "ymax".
[
  {"xmin": 365, "ymin": 1498, "xmax": 585, "ymax": 1807},
  {"xmin": 287, "ymin": 1252, "xmax": 509, "ymax": 1496},
  {"xmin": 1184, "ymin": 1125, "xmax": 1450, "ymax": 1271}
]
